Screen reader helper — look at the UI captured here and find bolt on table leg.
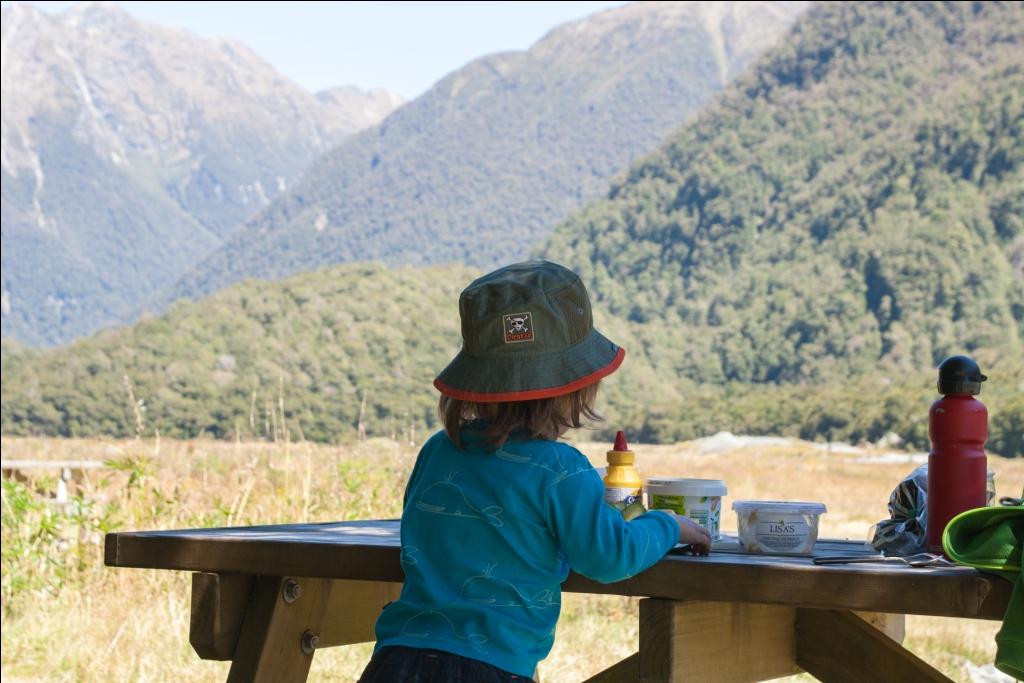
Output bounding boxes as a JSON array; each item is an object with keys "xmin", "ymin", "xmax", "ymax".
[{"xmin": 227, "ymin": 576, "xmax": 333, "ymax": 683}]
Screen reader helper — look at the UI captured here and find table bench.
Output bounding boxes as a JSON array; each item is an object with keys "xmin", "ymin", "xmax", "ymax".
[
  {"xmin": 2, "ymin": 459, "xmax": 107, "ymax": 503},
  {"xmin": 104, "ymin": 519, "xmax": 1010, "ymax": 682}
]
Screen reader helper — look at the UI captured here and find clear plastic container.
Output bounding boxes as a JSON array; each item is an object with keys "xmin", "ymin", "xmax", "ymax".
[
  {"xmin": 646, "ymin": 478, "xmax": 727, "ymax": 540},
  {"xmin": 732, "ymin": 500, "xmax": 827, "ymax": 555}
]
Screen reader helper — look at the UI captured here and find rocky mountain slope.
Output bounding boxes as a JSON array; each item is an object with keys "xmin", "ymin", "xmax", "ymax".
[
  {"xmin": 1, "ymin": 1, "xmax": 402, "ymax": 345},
  {"xmin": 167, "ymin": 1, "xmax": 806, "ymax": 301}
]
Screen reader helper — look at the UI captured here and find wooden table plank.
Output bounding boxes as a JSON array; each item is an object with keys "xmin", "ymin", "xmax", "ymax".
[
  {"xmin": 563, "ymin": 558, "xmax": 1009, "ymax": 620},
  {"xmin": 2, "ymin": 459, "xmax": 108, "ymax": 469},
  {"xmin": 638, "ymin": 600, "xmax": 802, "ymax": 682},
  {"xmin": 104, "ymin": 521, "xmax": 406, "ymax": 582},
  {"xmin": 104, "ymin": 520, "xmax": 1011, "ymax": 620},
  {"xmin": 318, "ymin": 580, "xmax": 402, "ymax": 648},
  {"xmin": 191, "ymin": 573, "xmax": 254, "ymax": 660}
]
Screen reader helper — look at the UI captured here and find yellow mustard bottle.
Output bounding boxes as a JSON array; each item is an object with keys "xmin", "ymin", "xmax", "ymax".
[{"xmin": 603, "ymin": 430, "xmax": 643, "ymax": 506}]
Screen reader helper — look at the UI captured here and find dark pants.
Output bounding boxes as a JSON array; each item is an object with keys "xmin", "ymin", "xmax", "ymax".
[{"xmin": 358, "ymin": 646, "xmax": 535, "ymax": 683}]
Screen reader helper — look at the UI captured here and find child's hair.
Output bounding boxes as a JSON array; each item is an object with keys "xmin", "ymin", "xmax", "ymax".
[{"xmin": 439, "ymin": 382, "xmax": 602, "ymax": 450}]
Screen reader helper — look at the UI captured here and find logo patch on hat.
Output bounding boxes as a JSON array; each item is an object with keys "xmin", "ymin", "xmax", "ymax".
[{"xmin": 503, "ymin": 312, "xmax": 534, "ymax": 343}]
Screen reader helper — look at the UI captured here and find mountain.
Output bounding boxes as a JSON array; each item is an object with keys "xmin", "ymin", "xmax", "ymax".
[
  {"xmin": 315, "ymin": 86, "xmax": 406, "ymax": 133},
  {"xmin": 542, "ymin": 0, "xmax": 1024, "ymax": 386},
  {"xmin": 1, "ymin": 1, "xmax": 403, "ymax": 346},
  {"xmin": 5, "ymin": 1, "xmax": 1023, "ymax": 457},
  {"xmin": 166, "ymin": 1, "xmax": 807, "ymax": 302}
]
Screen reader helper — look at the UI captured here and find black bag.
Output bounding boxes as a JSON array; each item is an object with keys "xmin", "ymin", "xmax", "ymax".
[{"xmin": 870, "ymin": 464, "xmax": 996, "ymax": 556}]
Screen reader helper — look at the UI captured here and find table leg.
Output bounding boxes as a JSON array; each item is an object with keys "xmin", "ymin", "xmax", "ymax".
[
  {"xmin": 582, "ymin": 652, "xmax": 638, "ymax": 682},
  {"xmin": 188, "ymin": 574, "xmax": 402, "ymax": 681},
  {"xmin": 796, "ymin": 608, "xmax": 952, "ymax": 683},
  {"xmin": 227, "ymin": 575, "xmax": 333, "ymax": 683},
  {"xmin": 585, "ymin": 601, "xmax": 914, "ymax": 683}
]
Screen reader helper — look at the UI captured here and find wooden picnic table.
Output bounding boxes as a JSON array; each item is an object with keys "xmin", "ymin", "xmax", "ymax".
[{"xmin": 104, "ymin": 519, "xmax": 1010, "ymax": 682}]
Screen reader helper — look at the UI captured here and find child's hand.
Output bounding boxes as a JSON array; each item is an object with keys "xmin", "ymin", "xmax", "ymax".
[{"xmin": 670, "ymin": 514, "xmax": 712, "ymax": 555}]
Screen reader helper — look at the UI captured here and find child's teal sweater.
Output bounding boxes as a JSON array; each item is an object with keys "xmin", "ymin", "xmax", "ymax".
[{"xmin": 373, "ymin": 428, "xmax": 679, "ymax": 677}]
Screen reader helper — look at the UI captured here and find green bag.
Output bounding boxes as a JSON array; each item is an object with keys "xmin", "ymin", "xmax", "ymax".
[{"xmin": 944, "ymin": 504, "xmax": 1024, "ymax": 679}]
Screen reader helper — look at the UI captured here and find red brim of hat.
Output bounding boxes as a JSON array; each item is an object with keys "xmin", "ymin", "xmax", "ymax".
[{"xmin": 434, "ymin": 347, "xmax": 625, "ymax": 403}]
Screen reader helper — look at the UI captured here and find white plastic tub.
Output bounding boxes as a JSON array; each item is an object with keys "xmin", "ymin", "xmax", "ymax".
[
  {"xmin": 645, "ymin": 478, "xmax": 727, "ymax": 540},
  {"xmin": 732, "ymin": 500, "xmax": 827, "ymax": 555}
]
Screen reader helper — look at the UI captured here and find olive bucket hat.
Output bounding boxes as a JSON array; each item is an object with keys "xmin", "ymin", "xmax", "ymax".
[{"xmin": 434, "ymin": 260, "xmax": 625, "ymax": 402}]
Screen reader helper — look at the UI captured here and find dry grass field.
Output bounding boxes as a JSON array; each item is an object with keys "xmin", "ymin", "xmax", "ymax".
[{"xmin": 1, "ymin": 433, "xmax": 1020, "ymax": 682}]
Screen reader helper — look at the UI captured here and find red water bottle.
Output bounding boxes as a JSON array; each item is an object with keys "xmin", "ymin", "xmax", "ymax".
[{"xmin": 926, "ymin": 355, "xmax": 988, "ymax": 554}]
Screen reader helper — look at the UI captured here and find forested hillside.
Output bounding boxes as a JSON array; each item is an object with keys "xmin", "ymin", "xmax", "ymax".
[
  {"xmin": 2, "ymin": 265, "xmax": 472, "ymax": 443},
  {"xmin": 2, "ymin": 263, "xmax": 1021, "ymax": 455},
  {"xmin": 543, "ymin": 0, "xmax": 1023, "ymax": 385},
  {"xmin": 166, "ymin": 1, "xmax": 806, "ymax": 303}
]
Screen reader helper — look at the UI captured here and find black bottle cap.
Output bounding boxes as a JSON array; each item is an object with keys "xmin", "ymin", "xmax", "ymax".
[{"xmin": 937, "ymin": 355, "xmax": 987, "ymax": 396}]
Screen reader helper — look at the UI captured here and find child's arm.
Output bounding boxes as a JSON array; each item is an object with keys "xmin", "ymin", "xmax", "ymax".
[{"xmin": 545, "ymin": 464, "xmax": 682, "ymax": 583}]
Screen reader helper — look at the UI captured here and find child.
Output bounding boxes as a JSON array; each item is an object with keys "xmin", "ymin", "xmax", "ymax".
[{"xmin": 360, "ymin": 260, "xmax": 711, "ymax": 683}]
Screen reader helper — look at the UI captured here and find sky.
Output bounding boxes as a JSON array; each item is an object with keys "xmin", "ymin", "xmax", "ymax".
[{"xmin": 24, "ymin": 1, "xmax": 627, "ymax": 99}]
